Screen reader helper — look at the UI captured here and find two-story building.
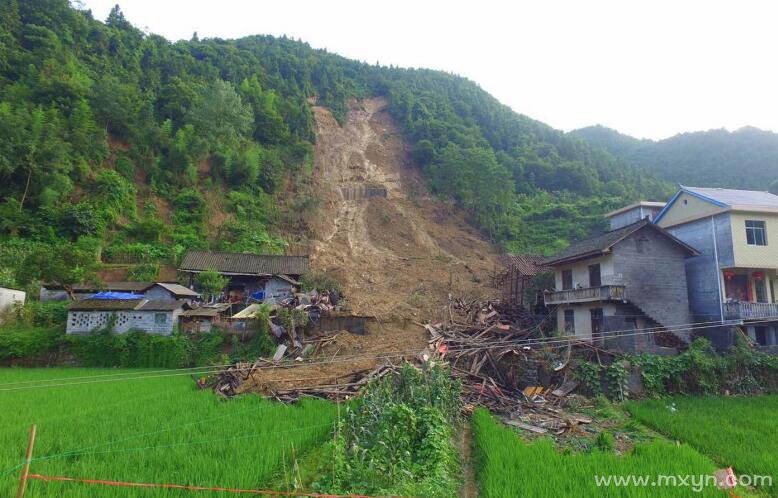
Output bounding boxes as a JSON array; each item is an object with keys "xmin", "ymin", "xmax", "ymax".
[
  {"xmin": 654, "ymin": 186, "xmax": 778, "ymax": 347},
  {"xmin": 544, "ymin": 218, "xmax": 699, "ymax": 352}
]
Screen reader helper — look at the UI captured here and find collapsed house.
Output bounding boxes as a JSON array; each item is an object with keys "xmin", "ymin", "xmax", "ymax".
[{"xmin": 177, "ymin": 250, "xmax": 309, "ymax": 307}]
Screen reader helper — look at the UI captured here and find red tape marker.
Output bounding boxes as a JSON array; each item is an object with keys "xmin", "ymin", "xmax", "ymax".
[{"xmin": 27, "ymin": 474, "xmax": 399, "ymax": 498}]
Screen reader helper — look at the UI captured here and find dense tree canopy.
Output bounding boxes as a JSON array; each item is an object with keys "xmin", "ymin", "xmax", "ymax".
[
  {"xmin": 572, "ymin": 125, "xmax": 778, "ymax": 190},
  {"xmin": 0, "ymin": 0, "xmax": 674, "ymax": 290}
]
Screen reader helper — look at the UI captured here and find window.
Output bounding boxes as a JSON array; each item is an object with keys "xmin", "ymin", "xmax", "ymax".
[
  {"xmin": 564, "ymin": 309, "xmax": 575, "ymax": 334},
  {"xmin": 755, "ymin": 279, "xmax": 767, "ymax": 303},
  {"xmin": 154, "ymin": 313, "xmax": 167, "ymax": 324},
  {"xmin": 590, "ymin": 308, "xmax": 603, "ymax": 335},
  {"xmin": 588, "ymin": 264, "xmax": 601, "ymax": 287},
  {"xmin": 755, "ymin": 327, "xmax": 768, "ymax": 346},
  {"xmin": 562, "ymin": 270, "xmax": 573, "ymax": 290},
  {"xmin": 745, "ymin": 220, "xmax": 767, "ymax": 246}
]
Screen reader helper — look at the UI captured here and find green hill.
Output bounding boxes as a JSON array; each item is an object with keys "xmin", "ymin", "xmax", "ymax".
[
  {"xmin": 0, "ymin": 0, "xmax": 672, "ymax": 290},
  {"xmin": 572, "ymin": 125, "xmax": 778, "ymax": 190}
]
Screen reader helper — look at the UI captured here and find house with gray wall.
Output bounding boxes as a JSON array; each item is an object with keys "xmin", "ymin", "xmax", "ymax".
[
  {"xmin": 67, "ymin": 299, "xmax": 188, "ymax": 335},
  {"xmin": 178, "ymin": 250, "xmax": 309, "ymax": 307},
  {"xmin": 605, "ymin": 201, "xmax": 665, "ymax": 230},
  {"xmin": 544, "ymin": 219, "xmax": 699, "ymax": 353},
  {"xmin": 655, "ymin": 186, "xmax": 778, "ymax": 348}
]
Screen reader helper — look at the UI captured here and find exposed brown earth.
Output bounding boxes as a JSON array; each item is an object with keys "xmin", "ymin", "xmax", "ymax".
[
  {"xmin": 238, "ymin": 98, "xmax": 501, "ymax": 395},
  {"xmin": 306, "ymin": 97, "xmax": 500, "ymax": 322}
]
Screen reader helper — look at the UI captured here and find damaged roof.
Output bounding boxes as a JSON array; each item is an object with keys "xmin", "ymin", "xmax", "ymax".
[
  {"xmin": 544, "ymin": 219, "xmax": 699, "ymax": 265},
  {"xmin": 179, "ymin": 250, "xmax": 310, "ymax": 276}
]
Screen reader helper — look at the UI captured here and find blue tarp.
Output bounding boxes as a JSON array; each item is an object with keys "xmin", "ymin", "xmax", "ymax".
[
  {"xmin": 250, "ymin": 290, "xmax": 265, "ymax": 301},
  {"xmin": 88, "ymin": 292, "xmax": 144, "ymax": 300}
]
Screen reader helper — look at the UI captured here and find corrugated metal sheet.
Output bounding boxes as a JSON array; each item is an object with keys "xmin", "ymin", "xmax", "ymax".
[
  {"xmin": 683, "ymin": 186, "xmax": 778, "ymax": 209},
  {"xmin": 154, "ymin": 282, "xmax": 200, "ymax": 297},
  {"xmin": 179, "ymin": 250, "xmax": 310, "ymax": 276}
]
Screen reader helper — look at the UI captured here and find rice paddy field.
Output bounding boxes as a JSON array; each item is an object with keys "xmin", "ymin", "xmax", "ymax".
[
  {"xmin": 0, "ymin": 368, "xmax": 338, "ymax": 497},
  {"xmin": 471, "ymin": 408, "xmax": 752, "ymax": 498},
  {"xmin": 627, "ymin": 395, "xmax": 778, "ymax": 497}
]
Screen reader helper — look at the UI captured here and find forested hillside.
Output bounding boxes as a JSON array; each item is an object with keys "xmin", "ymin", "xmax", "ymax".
[
  {"xmin": 572, "ymin": 125, "xmax": 778, "ymax": 190},
  {"xmin": 0, "ymin": 0, "xmax": 671, "ymax": 291}
]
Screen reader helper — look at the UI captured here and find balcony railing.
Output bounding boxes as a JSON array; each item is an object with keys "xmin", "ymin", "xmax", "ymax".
[
  {"xmin": 723, "ymin": 302, "xmax": 778, "ymax": 321},
  {"xmin": 544, "ymin": 285, "xmax": 626, "ymax": 305}
]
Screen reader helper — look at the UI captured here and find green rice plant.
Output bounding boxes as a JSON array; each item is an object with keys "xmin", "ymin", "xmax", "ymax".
[
  {"xmin": 472, "ymin": 408, "xmax": 742, "ymax": 497},
  {"xmin": 627, "ymin": 395, "xmax": 778, "ymax": 497},
  {"xmin": 0, "ymin": 368, "xmax": 337, "ymax": 497}
]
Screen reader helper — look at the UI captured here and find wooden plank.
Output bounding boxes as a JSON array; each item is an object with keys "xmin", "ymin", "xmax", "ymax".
[
  {"xmin": 272, "ymin": 344, "xmax": 287, "ymax": 363},
  {"xmin": 502, "ymin": 419, "xmax": 548, "ymax": 434}
]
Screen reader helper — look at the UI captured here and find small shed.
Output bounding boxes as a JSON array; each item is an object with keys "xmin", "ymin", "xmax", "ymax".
[
  {"xmin": 144, "ymin": 283, "xmax": 200, "ymax": 303},
  {"xmin": 0, "ymin": 287, "xmax": 26, "ymax": 323},
  {"xmin": 179, "ymin": 303, "xmax": 233, "ymax": 333},
  {"xmin": 67, "ymin": 299, "xmax": 188, "ymax": 335},
  {"xmin": 494, "ymin": 254, "xmax": 550, "ymax": 306}
]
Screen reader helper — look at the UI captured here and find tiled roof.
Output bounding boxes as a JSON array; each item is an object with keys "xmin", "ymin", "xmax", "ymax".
[
  {"xmin": 501, "ymin": 254, "xmax": 550, "ymax": 276},
  {"xmin": 47, "ymin": 282, "xmax": 155, "ymax": 292},
  {"xmin": 683, "ymin": 186, "xmax": 778, "ymax": 209},
  {"xmin": 544, "ymin": 219, "xmax": 698, "ymax": 265},
  {"xmin": 69, "ymin": 299, "xmax": 187, "ymax": 312},
  {"xmin": 69, "ymin": 299, "xmax": 143, "ymax": 311},
  {"xmin": 136, "ymin": 300, "xmax": 188, "ymax": 311},
  {"xmin": 179, "ymin": 250, "xmax": 310, "ymax": 276},
  {"xmin": 180, "ymin": 303, "xmax": 232, "ymax": 317},
  {"xmin": 154, "ymin": 282, "xmax": 200, "ymax": 297}
]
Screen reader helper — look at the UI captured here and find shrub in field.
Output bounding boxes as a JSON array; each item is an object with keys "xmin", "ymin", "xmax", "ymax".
[
  {"xmin": 627, "ymin": 396, "xmax": 778, "ymax": 497},
  {"xmin": 68, "ymin": 325, "xmax": 224, "ymax": 368},
  {"xmin": 472, "ymin": 408, "xmax": 730, "ymax": 497},
  {"xmin": 577, "ymin": 338, "xmax": 778, "ymax": 399},
  {"xmin": 0, "ymin": 327, "xmax": 63, "ymax": 361},
  {"xmin": 325, "ymin": 363, "xmax": 462, "ymax": 498}
]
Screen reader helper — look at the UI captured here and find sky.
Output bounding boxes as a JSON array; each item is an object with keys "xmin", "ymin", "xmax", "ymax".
[{"xmin": 80, "ymin": 0, "xmax": 778, "ymax": 140}]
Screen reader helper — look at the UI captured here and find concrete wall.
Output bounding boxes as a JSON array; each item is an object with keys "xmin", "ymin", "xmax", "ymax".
[
  {"xmin": 0, "ymin": 288, "xmax": 25, "ymax": 324},
  {"xmin": 555, "ymin": 302, "xmax": 671, "ymax": 353},
  {"xmin": 264, "ymin": 277, "xmax": 296, "ymax": 304},
  {"xmin": 729, "ymin": 212, "xmax": 778, "ymax": 269},
  {"xmin": 66, "ymin": 309, "xmax": 180, "ymax": 335},
  {"xmin": 610, "ymin": 226, "xmax": 694, "ymax": 333},
  {"xmin": 657, "ymin": 192, "xmax": 727, "ymax": 228},
  {"xmin": 554, "ymin": 255, "xmax": 615, "ymax": 289},
  {"xmin": 666, "ymin": 214, "xmax": 733, "ymax": 322},
  {"xmin": 143, "ymin": 286, "xmax": 175, "ymax": 301}
]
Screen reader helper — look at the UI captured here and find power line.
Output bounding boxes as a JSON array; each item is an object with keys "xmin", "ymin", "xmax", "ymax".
[{"xmin": 0, "ymin": 315, "xmax": 770, "ymax": 392}]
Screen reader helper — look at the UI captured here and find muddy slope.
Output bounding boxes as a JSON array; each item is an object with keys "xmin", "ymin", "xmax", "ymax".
[{"xmin": 307, "ymin": 97, "xmax": 499, "ymax": 320}]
